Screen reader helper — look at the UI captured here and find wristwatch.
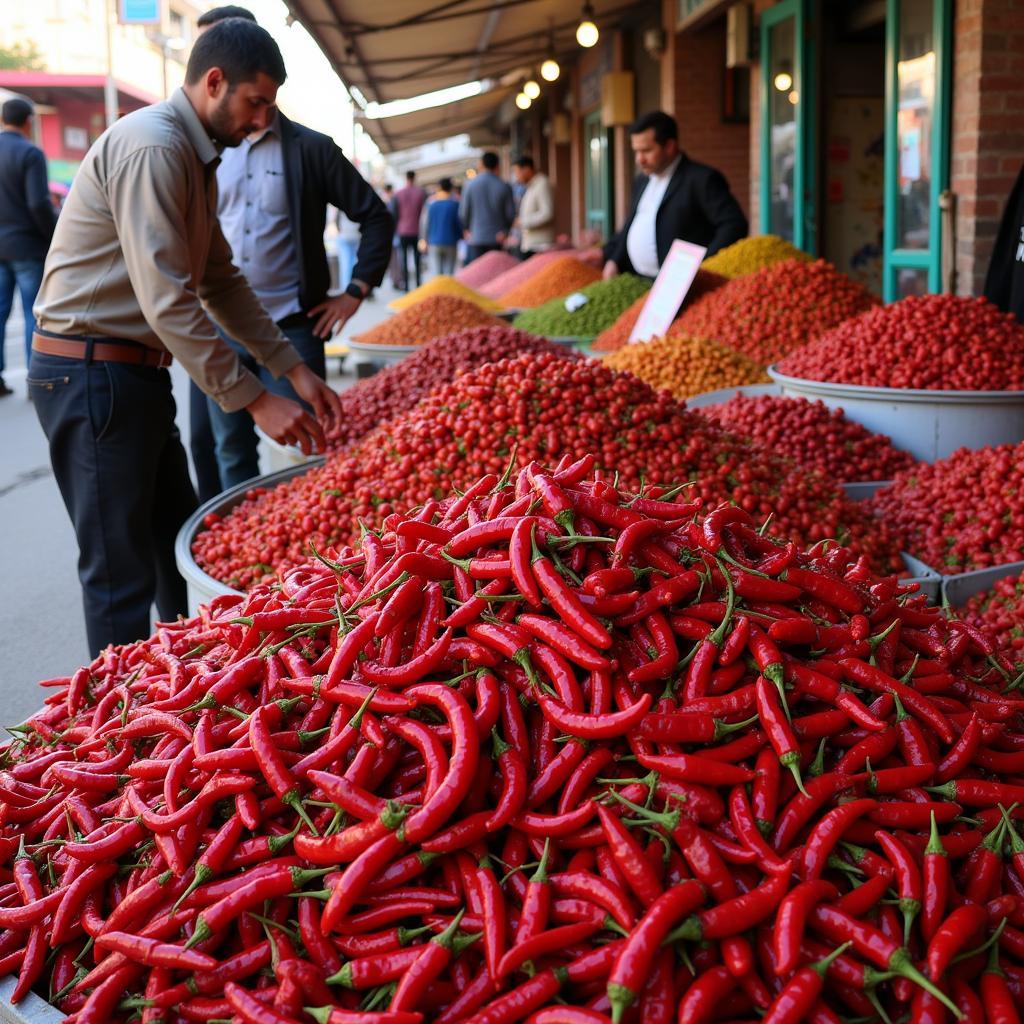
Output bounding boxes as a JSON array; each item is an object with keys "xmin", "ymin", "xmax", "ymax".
[{"xmin": 345, "ymin": 280, "xmax": 368, "ymax": 300}]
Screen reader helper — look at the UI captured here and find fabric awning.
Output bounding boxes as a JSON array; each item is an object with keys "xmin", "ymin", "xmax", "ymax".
[
  {"xmin": 357, "ymin": 85, "xmax": 514, "ymax": 154},
  {"xmin": 282, "ymin": 0, "xmax": 646, "ymax": 106}
]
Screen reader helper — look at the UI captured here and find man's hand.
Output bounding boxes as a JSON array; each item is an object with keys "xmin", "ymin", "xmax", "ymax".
[
  {"xmin": 602, "ymin": 259, "xmax": 620, "ymax": 280},
  {"xmin": 246, "ymin": 390, "xmax": 325, "ymax": 456},
  {"xmin": 307, "ymin": 293, "xmax": 360, "ymax": 339},
  {"xmin": 495, "ymin": 231, "xmax": 507, "ymax": 244},
  {"xmin": 286, "ymin": 363, "xmax": 343, "ymax": 439}
]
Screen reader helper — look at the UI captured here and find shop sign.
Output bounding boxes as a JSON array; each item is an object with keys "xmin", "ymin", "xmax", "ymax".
[
  {"xmin": 119, "ymin": 0, "xmax": 161, "ymax": 25},
  {"xmin": 628, "ymin": 239, "xmax": 707, "ymax": 343}
]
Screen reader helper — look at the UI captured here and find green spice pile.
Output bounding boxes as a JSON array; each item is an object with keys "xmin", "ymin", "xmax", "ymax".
[{"xmin": 512, "ymin": 274, "xmax": 652, "ymax": 339}]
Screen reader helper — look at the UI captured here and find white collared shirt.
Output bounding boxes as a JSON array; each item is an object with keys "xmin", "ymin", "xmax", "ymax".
[{"xmin": 625, "ymin": 155, "xmax": 682, "ymax": 277}]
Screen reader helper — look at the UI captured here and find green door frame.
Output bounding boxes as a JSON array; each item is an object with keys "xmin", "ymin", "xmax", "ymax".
[
  {"xmin": 882, "ymin": 0, "xmax": 952, "ymax": 300},
  {"xmin": 584, "ymin": 110, "xmax": 613, "ymax": 238},
  {"xmin": 759, "ymin": 0, "xmax": 816, "ymax": 253}
]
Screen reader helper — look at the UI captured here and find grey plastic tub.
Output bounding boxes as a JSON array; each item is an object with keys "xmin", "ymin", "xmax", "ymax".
[
  {"xmin": 943, "ymin": 560, "xmax": 1024, "ymax": 609},
  {"xmin": 768, "ymin": 367, "xmax": 1024, "ymax": 463},
  {"xmin": 256, "ymin": 427, "xmax": 319, "ymax": 474},
  {"xmin": 842, "ymin": 480, "xmax": 893, "ymax": 502},
  {"xmin": 684, "ymin": 383, "xmax": 783, "ymax": 409},
  {"xmin": 175, "ymin": 461, "xmax": 324, "ymax": 615},
  {"xmin": 902, "ymin": 553, "xmax": 942, "ymax": 603},
  {"xmin": 0, "ymin": 977, "xmax": 64, "ymax": 1023}
]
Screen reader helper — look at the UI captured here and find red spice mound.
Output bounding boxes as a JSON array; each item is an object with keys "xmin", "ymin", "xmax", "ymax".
[
  {"xmin": 959, "ymin": 566, "xmax": 1024, "ymax": 669},
  {"xmin": 778, "ymin": 294, "xmax": 1024, "ymax": 390},
  {"xmin": 868, "ymin": 442, "xmax": 1024, "ymax": 572},
  {"xmin": 454, "ymin": 249, "xmax": 520, "ymax": 289},
  {"xmin": 354, "ymin": 294, "xmax": 501, "ymax": 346},
  {"xmin": 705, "ymin": 394, "xmax": 916, "ymax": 482},
  {"xmin": 477, "ymin": 248, "xmax": 581, "ymax": 299},
  {"xmin": 327, "ymin": 325, "xmax": 575, "ymax": 450},
  {"xmin": 672, "ymin": 258, "xmax": 879, "ymax": 366},
  {"xmin": 193, "ymin": 351, "xmax": 901, "ymax": 588}
]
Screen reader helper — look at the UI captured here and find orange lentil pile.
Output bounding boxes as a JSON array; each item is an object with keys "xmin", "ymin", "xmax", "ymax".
[
  {"xmin": 477, "ymin": 248, "xmax": 582, "ymax": 299},
  {"xmin": 352, "ymin": 294, "xmax": 502, "ymax": 347},
  {"xmin": 672, "ymin": 258, "xmax": 879, "ymax": 366},
  {"xmin": 498, "ymin": 255, "xmax": 602, "ymax": 308},
  {"xmin": 603, "ymin": 335, "xmax": 769, "ymax": 399}
]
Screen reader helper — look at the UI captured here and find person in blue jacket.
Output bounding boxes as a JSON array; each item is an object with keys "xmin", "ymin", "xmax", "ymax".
[{"xmin": 426, "ymin": 178, "xmax": 462, "ymax": 276}]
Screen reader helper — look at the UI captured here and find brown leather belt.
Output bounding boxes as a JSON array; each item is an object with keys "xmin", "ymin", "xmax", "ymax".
[{"xmin": 32, "ymin": 332, "xmax": 172, "ymax": 369}]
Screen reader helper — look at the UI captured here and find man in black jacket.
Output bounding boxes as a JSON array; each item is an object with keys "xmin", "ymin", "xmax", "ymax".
[
  {"xmin": 984, "ymin": 164, "xmax": 1024, "ymax": 325},
  {"xmin": 208, "ymin": 102, "xmax": 392, "ymax": 490},
  {"xmin": 602, "ymin": 110, "xmax": 747, "ymax": 280},
  {"xmin": 0, "ymin": 97, "xmax": 57, "ymax": 396}
]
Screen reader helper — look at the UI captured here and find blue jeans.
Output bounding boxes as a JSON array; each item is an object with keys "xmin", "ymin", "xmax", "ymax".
[
  {"xmin": 208, "ymin": 317, "xmax": 326, "ymax": 490},
  {"xmin": 0, "ymin": 259, "xmax": 44, "ymax": 375},
  {"xmin": 337, "ymin": 239, "xmax": 358, "ymax": 290},
  {"xmin": 29, "ymin": 349, "xmax": 197, "ymax": 656}
]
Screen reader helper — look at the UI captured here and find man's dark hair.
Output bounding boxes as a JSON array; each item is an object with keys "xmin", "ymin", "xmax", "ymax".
[
  {"xmin": 185, "ymin": 18, "xmax": 286, "ymax": 87},
  {"xmin": 384, "ymin": 183, "xmax": 393, "ymax": 193},
  {"xmin": 2, "ymin": 98, "xmax": 33, "ymax": 127},
  {"xmin": 513, "ymin": 155, "xmax": 534, "ymax": 170},
  {"xmin": 405, "ymin": 170, "xmax": 415, "ymax": 182},
  {"xmin": 629, "ymin": 110, "xmax": 678, "ymax": 145},
  {"xmin": 481, "ymin": 151, "xmax": 500, "ymax": 171},
  {"xmin": 439, "ymin": 177, "xmax": 452, "ymax": 192},
  {"xmin": 196, "ymin": 5, "xmax": 256, "ymax": 27}
]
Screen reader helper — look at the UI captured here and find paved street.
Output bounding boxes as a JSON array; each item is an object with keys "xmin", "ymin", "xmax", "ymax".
[{"xmin": 0, "ymin": 284, "xmax": 400, "ymax": 726}]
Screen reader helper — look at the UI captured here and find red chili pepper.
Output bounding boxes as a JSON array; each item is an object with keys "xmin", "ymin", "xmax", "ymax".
[
  {"xmin": 606, "ymin": 879, "xmax": 704, "ymax": 1023},
  {"xmin": 799, "ymin": 799, "xmax": 877, "ymax": 880},
  {"xmin": 755, "ymin": 674, "xmax": 807, "ymax": 796},
  {"xmin": 875, "ymin": 829, "xmax": 922, "ymax": 945},
  {"xmin": 761, "ymin": 944, "xmax": 852, "ymax": 1024}
]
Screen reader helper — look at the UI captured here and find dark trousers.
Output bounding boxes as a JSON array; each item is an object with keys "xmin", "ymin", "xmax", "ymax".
[
  {"xmin": 0, "ymin": 259, "xmax": 44, "ymax": 374},
  {"xmin": 208, "ymin": 317, "xmax": 326, "ymax": 491},
  {"xmin": 188, "ymin": 379, "xmax": 223, "ymax": 504},
  {"xmin": 467, "ymin": 243, "xmax": 501, "ymax": 265},
  {"xmin": 399, "ymin": 235, "xmax": 422, "ymax": 289},
  {"xmin": 29, "ymin": 350, "xmax": 198, "ymax": 657}
]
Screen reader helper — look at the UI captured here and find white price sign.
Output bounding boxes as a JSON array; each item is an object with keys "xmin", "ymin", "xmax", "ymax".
[{"xmin": 628, "ymin": 240, "xmax": 707, "ymax": 344}]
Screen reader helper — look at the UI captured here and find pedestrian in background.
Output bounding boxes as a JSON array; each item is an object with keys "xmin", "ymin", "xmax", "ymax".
[
  {"xmin": 985, "ymin": 162, "xmax": 1024, "ymax": 325},
  {"xmin": 0, "ymin": 97, "xmax": 57, "ymax": 397},
  {"xmin": 336, "ymin": 210, "xmax": 361, "ymax": 289},
  {"xmin": 207, "ymin": 50, "xmax": 392, "ymax": 493},
  {"xmin": 393, "ymin": 169, "xmax": 427, "ymax": 290},
  {"xmin": 30, "ymin": 18, "xmax": 341, "ymax": 656},
  {"xmin": 512, "ymin": 155, "xmax": 555, "ymax": 258},
  {"xmin": 459, "ymin": 151, "xmax": 514, "ymax": 264},
  {"xmin": 426, "ymin": 177, "xmax": 461, "ymax": 276}
]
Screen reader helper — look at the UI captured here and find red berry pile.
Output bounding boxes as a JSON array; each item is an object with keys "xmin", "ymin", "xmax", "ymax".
[
  {"xmin": 778, "ymin": 294, "xmax": 1024, "ymax": 390},
  {"xmin": 193, "ymin": 351, "xmax": 901, "ymax": 588},
  {"xmin": 868, "ymin": 441, "xmax": 1024, "ymax": 572},
  {"xmin": 705, "ymin": 394, "xmax": 916, "ymax": 483},
  {"xmin": 672, "ymin": 259, "xmax": 878, "ymax": 366},
  {"xmin": 327, "ymin": 326, "xmax": 574, "ymax": 450},
  {"xmin": 959, "ymin": 567, "xmax": 1024, "ymax": 669}
]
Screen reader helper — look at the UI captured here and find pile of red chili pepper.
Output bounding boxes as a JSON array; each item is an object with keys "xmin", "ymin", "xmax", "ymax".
[
  {"xmin": 4, "ymin": 459, "xmax": 1024, "ymax": 1024},
  {"xmin": 868, "ymin": 441, "xmax": 1024, "ymax": 573},
  {"xmin": 777, "ymin": 295, "xmax": 1024, "ymax": 390},
  {"xmin": 704, "ymin": 394, "xmax": 916, "ymax": 483},
  {"xmin": 671, "ymin": 259, "xmax": 878, "ymax": 367},
  {"xmin": 959, "ymin": 567, "xmax": 1024, "ymax": 671},
  {"xmin": 192, "ymin": 351, "xmax": 900, "ymax": 589}
]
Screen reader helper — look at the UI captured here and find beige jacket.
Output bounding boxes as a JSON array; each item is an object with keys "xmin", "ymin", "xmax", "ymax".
[
  {"xmin": 518, "ymin": 173, "xmax": 555, "ymax": 252},
  {"xmin": 35, "ymin": 88, "xmax": 301, "ymax": 412}
]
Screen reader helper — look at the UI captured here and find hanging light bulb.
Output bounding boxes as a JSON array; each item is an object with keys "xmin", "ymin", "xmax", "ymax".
[
  {"xmin": 541, "ymin": 56, "xmax": 560, "ymax": 81},
  {"xmin": 524, "ymin": 79, "xmax": 541, "ymax": 100},
  {"xmin": 515, "ymin": 91, "xmax": 532, "ymax": 110},
  {"xmin": 773, "ymin": 70, "xmax": 793, "ymax": 92},
  {"xmin": 576, "ymin": 3, "xmax": 599, "ymax": 48}
]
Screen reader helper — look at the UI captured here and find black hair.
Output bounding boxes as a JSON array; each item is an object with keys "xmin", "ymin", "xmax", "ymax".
[
  {"xmin": 405, "ymin": 170, "xmax": 415, "ymax": 182},
  {"xmin": 513, "ymin": 155, "xmax": 534, "ymax": 170},
  {"xmin": 2, "ymin": 98, "xmax": 33, "ymax": 127},
  {"xmin": 185, "ymin": 18, "xmax": 286, "ymax": 87},
  {"xmin": 196, "ymin": 5, "xmax": 256, "ymax": 27},
  {"xmin": 481, "ymin": 151, "xmax": 500, "ymax": 171},
  {"xmin": 439, "ymin": 177, "xmax": 452, "ymax": 192},
  {"xmin": 629, "ymin": 110, "xmax": 678, "ymax": 145}
]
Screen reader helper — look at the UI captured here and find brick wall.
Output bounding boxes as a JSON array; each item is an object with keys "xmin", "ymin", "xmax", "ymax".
[
  {"xmin": 951, "ymin": 0, "xmax": 1024, "ymax": 296},
  {"xmin": 671, "ymin": 16, "xmax": 751, "ymax": 218}
]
